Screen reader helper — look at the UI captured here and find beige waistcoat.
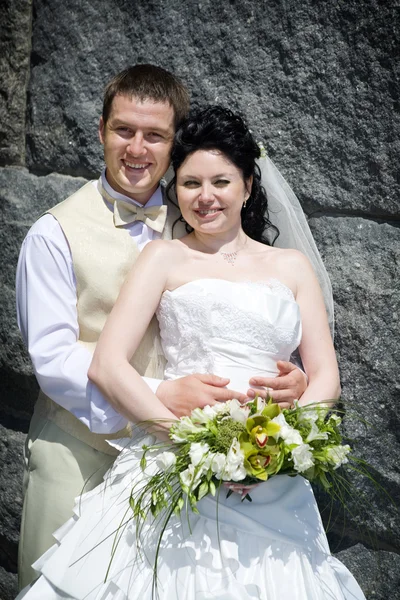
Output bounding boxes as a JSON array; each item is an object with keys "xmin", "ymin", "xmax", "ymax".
[{"xmin": 34, "ymin": 180, "xmax": 186, "ymax": 455}]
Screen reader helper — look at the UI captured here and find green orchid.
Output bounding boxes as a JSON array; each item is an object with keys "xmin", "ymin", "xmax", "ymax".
[
  {"xmin": 245, "ymin": 413, "xmax": 282, "ymax": 448},
  {"xmin": 245, "ymin": 453, "xmax": 270, "ymax": 480},
  {"xmin": 240, "ymin": 437, "xmax": 282, "ymax": 480}
]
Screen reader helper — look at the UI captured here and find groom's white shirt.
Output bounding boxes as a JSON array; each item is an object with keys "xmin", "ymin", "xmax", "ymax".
[{"xmin": 16, "ymin": 169, "xmax": 163, "ymax": 434}]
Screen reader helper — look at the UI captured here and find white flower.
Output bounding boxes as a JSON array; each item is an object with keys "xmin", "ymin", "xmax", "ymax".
[
  {"xmin": 328, "ymin": 414, "xmax": 342, "ymax": 426},
  {"xmin": 298, "ymin": 403, "xmax": 329, "ymax": 425},
  {"xmin": 202, "ymin": 403, "xmax": 227, "ymax": 419},
  {"xmin": 228, "ymin": 463, "xmax": 247, "ymax": 482},
  {"xmin": 155, "ymin": 451, "xmax": 177, "ymax": 471},
  {"xmin": 257, "ymin": 142, "xmax": 267, "ymax": 158},
  {"xmin": 191, "ymin": 408, "xmax": 212, "ymax": 424},
  {"xmin": 180, "ymin": 467, "xmax": 193, "ymax": 488},
  {"xmin": 229, "ymin": 399, "xmax": 249, "ymax": 424},
  {"xmin": 284, "ymin": 428, "xmax": 303, "ymax": 445},
  {"xmin": 223, "ymin": 439, "xmax": 247, "ymax": 482},
  {"xmin": 272, "ymin": 413, "xmax": 303, "ymax": 445},
  {"xmin": 170, "ymin": 416, "xmax": 205, "ymax": 442},
  {"xmin": 306, "ymin": 422, "xmax": 329, "ymax": 443},
  {"xmin": 298, "ymin": 409, "xmax": 319, "ymax": 424},
  {"xmin": 291, "ymin": 444, "xmax": 315, "ymax": 473},
  {"xmin": 215, "ymin": 402, "xmax": 230, "ymax": 414},
  {"xmin": 326, "ymin": 445, "xmax": 351, "ymax": 469},
  {"xmin": 255, "ymin": 396, "xmax": 267, "ymax": 414},
  {"xmin": 189, "ymin": 442, "xmax": 210, "ymax": 467},
  {"xmin": 210, "ymin": 453, "xmax": 227, "ymax": 479},
  {"xmin": 180, "ymin": 464, "xmax": 202, "ymax": 491}
]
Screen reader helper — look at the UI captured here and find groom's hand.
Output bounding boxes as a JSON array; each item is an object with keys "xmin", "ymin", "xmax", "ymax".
[
  {"xmin": 247, "ymin": 361, "xmax": 307, "ymax": 409},
  {"xmin": 156, "ymin": 374, "xmax": 247, "ymax": 418}
]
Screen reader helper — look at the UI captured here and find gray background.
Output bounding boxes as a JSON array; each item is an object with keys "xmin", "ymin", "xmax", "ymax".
[{"xmin": 0, "ymin": 0, "xmax": 399, "ymax": 598}]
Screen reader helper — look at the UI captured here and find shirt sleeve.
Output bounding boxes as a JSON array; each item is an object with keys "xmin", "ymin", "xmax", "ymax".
[{"xmin": 16, "ymin": 215, "xmax": 163, "ymax": 433}]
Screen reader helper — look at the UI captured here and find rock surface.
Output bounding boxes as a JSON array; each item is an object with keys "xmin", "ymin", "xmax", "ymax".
[
  {"xmin": 336, "ymin": 544, "xmax": 400, "ymax": 600},
  {"xmin": 0, "ymin": 168, "xmax": 87, "ymax": 424},
  {"xmin": 0, "ymin": 426, "xmax": 25, "ymax": 599},
  {"xmin": 0, "ymin": 0, "xmax": 32, "ymax": 166},
  {"xmin": 26, "ymin": 0, "xmax": 399, "ymax": 216},
  {"xmin": 0, "ymin": 0, "xmax": 399, "ymax": 598}
]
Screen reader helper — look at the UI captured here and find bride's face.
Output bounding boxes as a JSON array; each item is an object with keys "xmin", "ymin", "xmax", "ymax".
[{"xmin": 175, "ymin": 149, "xmax": 251, "ymax": 234}]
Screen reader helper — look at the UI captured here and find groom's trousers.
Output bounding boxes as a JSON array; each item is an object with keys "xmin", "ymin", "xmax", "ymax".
[{"xmin": 18, "ymin": 409, "xmax": 115, "ymax": 590}]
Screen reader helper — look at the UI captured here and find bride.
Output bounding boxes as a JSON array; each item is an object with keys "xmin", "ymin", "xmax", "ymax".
[{"xmin": 17, "ymin": 106, "xmax": 365, "ymax": 599}]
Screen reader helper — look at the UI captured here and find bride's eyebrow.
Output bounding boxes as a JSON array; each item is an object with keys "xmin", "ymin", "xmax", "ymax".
[{"xmin": 179, "ymin": 173, "xmax": 232, "ymax": 179}]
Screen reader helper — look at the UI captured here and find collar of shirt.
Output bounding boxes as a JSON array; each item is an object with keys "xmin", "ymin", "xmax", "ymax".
[{"xmin": 99, "ymin": 168, "xmax": 164, "ymax": 210}]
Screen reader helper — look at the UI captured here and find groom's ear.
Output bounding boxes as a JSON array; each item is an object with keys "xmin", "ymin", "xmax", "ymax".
[{"xmin": 99, "ymin": 117, "xmax": 105, "ymax": 144}]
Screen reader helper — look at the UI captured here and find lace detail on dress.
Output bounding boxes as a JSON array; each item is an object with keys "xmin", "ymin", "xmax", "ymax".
[
  {"xmin": 157, "ymin": 294, "xmax": 216, "ymax": 375},
  {"xmin": 156, "ymin": 279, "xmax": 301, "ymax": 380},
  {"xmin": 254, "ymin": 277, "xmax": 295, "ymax": 302}
]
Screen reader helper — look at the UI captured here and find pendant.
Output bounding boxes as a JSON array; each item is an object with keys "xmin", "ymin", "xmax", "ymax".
[{"xmin": 220, "ymin": 251, "xmax": 238, "ymax": 266}]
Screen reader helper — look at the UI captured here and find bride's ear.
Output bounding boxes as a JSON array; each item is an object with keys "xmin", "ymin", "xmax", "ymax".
[{"xmin": 245, "ymin": 175, "xmax": 253, "ymax": 198}]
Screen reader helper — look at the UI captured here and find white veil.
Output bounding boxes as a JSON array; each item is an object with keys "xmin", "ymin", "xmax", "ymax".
[{"xmin": 257, "ymin": 153, "xmax": 335, "ymax": 335}]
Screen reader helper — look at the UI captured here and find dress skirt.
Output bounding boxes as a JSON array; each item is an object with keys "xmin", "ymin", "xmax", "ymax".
[{"xmin": 17, "ymin": 439, "xmax": 366, "ymax": 600}]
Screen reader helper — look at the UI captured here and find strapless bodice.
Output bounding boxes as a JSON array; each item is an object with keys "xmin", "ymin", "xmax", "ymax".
[{"xmin": 156, "ymin": 278, "xmax": 302, "ymax": 393}]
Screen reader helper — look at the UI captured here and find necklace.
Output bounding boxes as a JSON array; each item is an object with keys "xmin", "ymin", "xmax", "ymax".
[
  {"xmin": 219, "ymin": 237, "xmax": 248, "ymax": 266},
  {"xmin": 194, "ymin": 235, "xmax": 247, "ymax": 267},
  {"xmin": 220, "ymin": 250, "xmax": 239, "ymax": 266}
]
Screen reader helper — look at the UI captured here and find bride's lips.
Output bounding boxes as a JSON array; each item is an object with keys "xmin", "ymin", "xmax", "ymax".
[{"xmin": 193, "ymin": 208, "xmax": 224, "ymax": 220}]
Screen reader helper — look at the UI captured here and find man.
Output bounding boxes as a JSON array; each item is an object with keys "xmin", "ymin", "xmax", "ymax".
[{"xmin": 16, "ymin": 64, "xmax": 307, "ymax": 588}]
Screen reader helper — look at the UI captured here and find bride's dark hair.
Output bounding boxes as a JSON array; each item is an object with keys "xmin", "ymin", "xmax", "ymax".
[{"xmin": 167, "ymin": 105, "xmax": 279, "ymax": 245}]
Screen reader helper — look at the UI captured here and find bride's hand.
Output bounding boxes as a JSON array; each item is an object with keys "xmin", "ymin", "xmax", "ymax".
[
  {"xmin": 157, "ymin": 374, "xmax": 248, "ymax": 418},
  {"xmin": 247, "ymin": 361, "xmax": 307, "ymax": 409}
]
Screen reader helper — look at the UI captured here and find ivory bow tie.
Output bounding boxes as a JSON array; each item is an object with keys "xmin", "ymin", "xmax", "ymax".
[{"xmin": 113, "ymin": 200, "xmax": 168, "ymax": 233}]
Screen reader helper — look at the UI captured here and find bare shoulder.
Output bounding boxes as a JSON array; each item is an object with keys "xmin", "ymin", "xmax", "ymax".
[
  {"xmin": 140, "ymin": 239, "xmax": 185, "ymax": 262},
  {"xmin": 272, "ymin": 248, "xmax": 313, "ymax": 272},
  {"xmin": 257, "ymin": 246, "xmax": 317, "ymax": 294},
  {"xmin": 256, "ymin": 243, "xmax": 311, "ymax": 270}
]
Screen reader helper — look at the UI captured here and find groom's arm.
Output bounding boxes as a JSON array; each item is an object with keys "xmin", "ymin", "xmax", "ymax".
[{"xmin": 16, "ymin": 216, "xmax": 164, "ymax": 434}]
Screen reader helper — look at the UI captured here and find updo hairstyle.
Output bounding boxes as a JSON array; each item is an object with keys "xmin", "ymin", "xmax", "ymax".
[{"xmin": 167, "ymin": 105, "xmax": 279, "ymax": 245}]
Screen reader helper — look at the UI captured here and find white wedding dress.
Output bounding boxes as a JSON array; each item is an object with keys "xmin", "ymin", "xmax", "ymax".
[{"xmin": 18, "ymin": 279, "xmax": 365, "ymax": 600}]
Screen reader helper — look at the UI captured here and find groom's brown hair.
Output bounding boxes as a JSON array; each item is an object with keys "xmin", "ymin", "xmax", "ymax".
[{"xmin": 102, "ymin": 64, "xmax": 190, "ymax": 128}]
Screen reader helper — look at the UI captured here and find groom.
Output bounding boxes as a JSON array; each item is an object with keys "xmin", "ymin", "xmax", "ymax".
[{"xmin": 16, "ymin": 64, "xmax": 307, "ymax": 588}]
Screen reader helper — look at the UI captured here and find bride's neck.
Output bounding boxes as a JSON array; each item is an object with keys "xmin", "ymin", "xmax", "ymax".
[{"xmin": 192, "ymin": 228, "xmax": 247, "ymax": 254}]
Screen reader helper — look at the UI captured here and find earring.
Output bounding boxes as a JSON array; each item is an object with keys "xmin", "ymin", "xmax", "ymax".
[{"xmin": 243, "ymin": 195, "xmax": 249, "ymax": 208}]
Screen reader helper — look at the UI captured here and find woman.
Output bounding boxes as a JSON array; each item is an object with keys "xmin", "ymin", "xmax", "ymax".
[{"xmin": 18, "ymin": 107, "xmax": 365, "ymax": 599}]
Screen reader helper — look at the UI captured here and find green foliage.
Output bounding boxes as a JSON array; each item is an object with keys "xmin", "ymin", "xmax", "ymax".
[{"xmin": 213, "ymin": 420, "xmax": 246, "ymax": 453}]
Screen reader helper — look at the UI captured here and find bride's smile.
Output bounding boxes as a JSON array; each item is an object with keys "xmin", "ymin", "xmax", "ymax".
[{"xmin": 176, "ymin": 149, "xmax": 251, "ymax": 232}]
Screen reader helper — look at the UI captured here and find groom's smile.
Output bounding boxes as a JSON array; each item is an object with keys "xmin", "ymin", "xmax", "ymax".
[{"xmin": 99, "ymin": 94, "xmax": 175, "ymax": 205}]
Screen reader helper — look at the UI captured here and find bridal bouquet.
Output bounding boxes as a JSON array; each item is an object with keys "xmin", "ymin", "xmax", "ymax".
[{"xmin": 130, "ymin": 398, "xmax": 351, "ymax": 523}]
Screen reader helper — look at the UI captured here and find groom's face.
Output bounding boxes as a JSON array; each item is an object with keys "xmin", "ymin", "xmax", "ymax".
[{"xmin": 99, "ymin": 94, "xmax": 175, "ymax": 205}]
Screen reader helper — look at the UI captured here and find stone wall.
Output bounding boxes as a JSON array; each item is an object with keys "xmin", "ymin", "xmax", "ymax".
[{"xmin": 0, "ymin": 0, "xmax": 399, "ymax": 598}]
